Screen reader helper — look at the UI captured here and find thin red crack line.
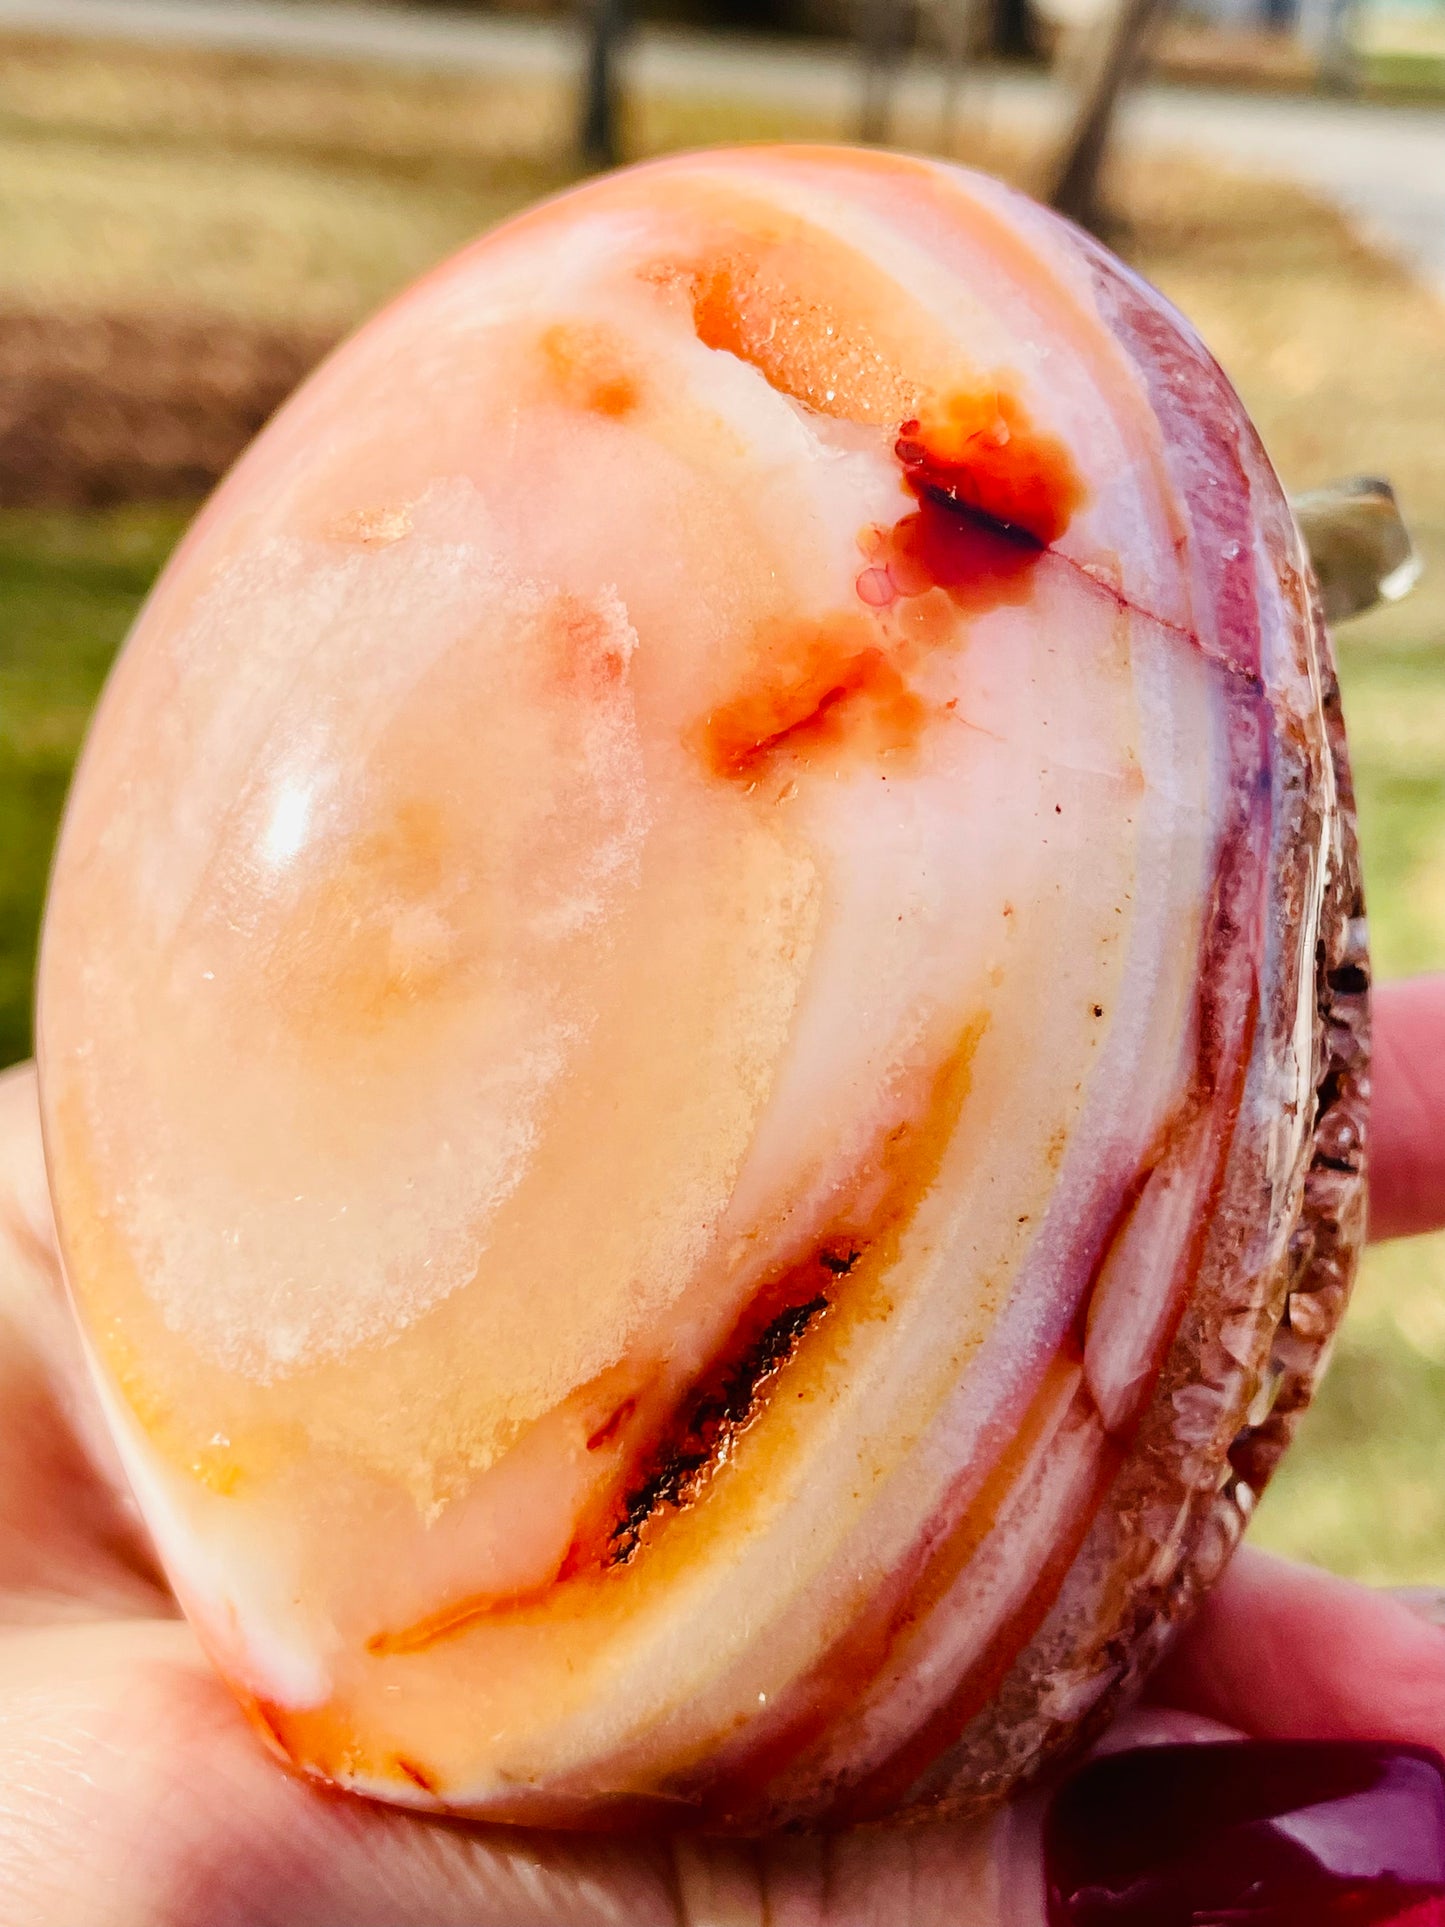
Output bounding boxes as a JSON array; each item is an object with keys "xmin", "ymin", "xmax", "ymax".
[
  {"xmin": 1042, "ymin": 543, "xmax": 1265, "ymax": 693},
  {"xmin": 899, "ymin": 488, "xmax": 1266, "ymax": 693}
]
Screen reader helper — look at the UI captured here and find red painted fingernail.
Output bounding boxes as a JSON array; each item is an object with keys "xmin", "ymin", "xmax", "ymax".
[{"xmin": 1045, "ymin": 1741, "xmax": 1445, "ymax": 1927}]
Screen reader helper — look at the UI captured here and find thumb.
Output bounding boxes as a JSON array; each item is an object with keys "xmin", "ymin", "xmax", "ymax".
[
  {"xmin": 0, "ymin": 1615, "xmax": 1039, "ymax": 1927},
  {"xmin": 0, "ymin": 1619, "xmax": 673, "ymax": 1927}
]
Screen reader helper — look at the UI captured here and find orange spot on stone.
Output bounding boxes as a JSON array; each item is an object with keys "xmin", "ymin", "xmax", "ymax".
[
  {"xmin": 336, "ymin": 799, "xmax": 446, "ymax": 905},
  {"xmin": 541, "ymin": 321, "xmax": 640, "ymax": 419},
  {"xmin": 394, "ymin": 1755, "xmax": 442, "ymax": 1795},
  {"xmin": 189, "ymin": 1449, "xmax": 243, "ymax": 1497},
  {"xmin": 326, "ymin": 504, "xmax": 413, "ymax": 549},
  {"xmin": 894, "ymin": 586, "xmax": 959, "ymax": 653},
  {"xmin": 854, "ymin": 382, "xmax": 1084, "ymax": 622},
  {"xmin": 279, "ymin": 796, "xmax": 460, "ymax": 1032},
  {"xmin": 700, "ymin": 613, "xmax": 926, "ymax": 780},
  {"xmin": 663, "ymin": 238, "xmax": 921, "ymax": 425},
  {"xmin": 700, "ymin": 384, "xmax": 1078, "ymax": 786},
  {"xmin": 548, "ymin": 594, "xmax": 630, "ymax": 701},
  {"xmin": 898, "ymin": 386, "xmax": 1084, "ymax": 546},
  {"xmin": 587, "ymin": 1398, "xmax": 638, "ymax": 1452}
]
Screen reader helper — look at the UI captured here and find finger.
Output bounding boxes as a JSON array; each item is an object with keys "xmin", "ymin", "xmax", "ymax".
[
  {"xmin": 1148, "ymin": 1544, "xmax": 1445, "ymax": 1749},
  {"xmin": 0, "ymin": 1618, "xmax": 677, "ymax": 1927},
  {"xmin": 0, "ymin": 1615, "xmax": 1044, "ymax": 1927},
  {"xmin": 0, "ymin": 1064, "xmax": 170, "ymax": 1621},
  {"xmin": 1370, "ymin": 974, "xmax": 1445, "ymax": 1242}
]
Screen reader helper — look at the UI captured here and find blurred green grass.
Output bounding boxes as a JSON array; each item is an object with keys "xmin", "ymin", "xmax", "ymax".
[
  {"xmin": 1258, "ymin": 637, "xmax": 1445, "ymax": 1586},
  {"xmin": 1, "ymin": 31, "xmax": 1444, "ymax": 1584},
  {"xmin": 0, "ymin": 505, "xmax": 188, "ymax": 1060}
]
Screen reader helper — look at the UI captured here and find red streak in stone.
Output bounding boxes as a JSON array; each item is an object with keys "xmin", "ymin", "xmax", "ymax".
[
  {"xmin": 853, "ymin": 388, "xmax": 1085, "ymax": 620},
  {"xmin": 586, "ymin": 1399, "xmax": 637, "ymax": 1452},
  {"xmin": 394, "ymin": 1755, "xmax": 442, "ymax": 1795},
  {"xmin": 594, "ymin": 1260, "xmax": 843, "ymax": 1568},
  {"xmin": 577, "ymin": 1023, "xmax": 985, "ymax": 1576},
  {"xmin": 364, "ymin": 1255, "xmax": 846, "ymax": 1660},
  {"xmin": 701, "ymin": 613, "xmax": 926, "ymax": 778},
  {"xmin": 367, "ymin": 1580, "xmax": 554, "ymax": 1657},
  {"xmin": 895, "ymin": 388, "xmax": 1083, "ymax": 547},
  {"xmin": 364, "ymin": 1026, "xmax": 985, "ymax": 1669},
  {"xmin": 870, "ymin": 495, "xmax": 1044, "ymax": 616},
  {"xmin": 705, "ymin": 389, "xmax": 1086, "ymax": 780},
  {"xmin": 364, "ymin": 1260, "xmax": 846, "ymax": 1660}
]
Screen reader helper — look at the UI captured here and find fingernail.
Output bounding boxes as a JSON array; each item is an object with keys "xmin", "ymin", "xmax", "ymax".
[{"xmin": 1044, "ymin": 1741, "xmax": 1445, "ymax": 1926}]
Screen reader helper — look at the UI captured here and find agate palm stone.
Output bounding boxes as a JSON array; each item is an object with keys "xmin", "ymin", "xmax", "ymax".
[{"xmin": 38, "ymin": 148, "xmax": 1368, "ymax": 1828}]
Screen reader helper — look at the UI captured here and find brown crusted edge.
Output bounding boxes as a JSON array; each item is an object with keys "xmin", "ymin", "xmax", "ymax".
[
  {"xmin": 863, "ymin": 203, "xmax": 1378, "ymax": 1819},
  {"xmin": 1106, "ymin": 612, "xmax": 1369, "ymax": 1710},
  {"xmin": 1222, "ymin": 653, "xmax": 1369, "ymax": 1505},
  {"xmin": 1092, "ymin": 613, "xmax": 1370, "ymax": 1730},
  {"xmin": 892, "ymin": 540, "xmax": 1369, "ymax": 1824},
  {"xmin": 982, "ymin": 663, "xmax": 1360, "ymax": 1820}
]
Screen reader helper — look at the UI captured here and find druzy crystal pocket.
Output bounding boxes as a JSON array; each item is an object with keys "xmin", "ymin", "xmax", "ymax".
[{"xmin": 37, "ymin": 148, "xmax": 1367, "ymax": 1829}]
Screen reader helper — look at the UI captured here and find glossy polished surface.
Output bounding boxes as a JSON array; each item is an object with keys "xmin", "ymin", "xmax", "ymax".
[
  {"xmin": 1046, "ymin": 1742, "xmax": 1445, "ymax": 1927},
  {"xmin": 39, "ymin": 149, "xmax": 1352, "ymax": 1827}
]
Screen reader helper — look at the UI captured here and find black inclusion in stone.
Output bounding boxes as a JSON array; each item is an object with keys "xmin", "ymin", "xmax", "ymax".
[{"xmin": 1044, "ymin": 1741, "xmax": 1445, "ymax": 1927}]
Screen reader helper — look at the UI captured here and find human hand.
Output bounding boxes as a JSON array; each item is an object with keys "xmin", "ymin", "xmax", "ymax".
[{"xmin": 2, "ymin": 978, "xmax": 1444, "ymax": 1926}]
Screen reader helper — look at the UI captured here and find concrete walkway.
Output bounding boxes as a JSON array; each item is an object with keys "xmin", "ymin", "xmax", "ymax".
[
  {"xmin": 1117, "ymin": 88, "xmax": 1445, "ymax": 300},
  {"xmin": 5, "ymin": 0, "xmax": 1444, "ymax": 298}
]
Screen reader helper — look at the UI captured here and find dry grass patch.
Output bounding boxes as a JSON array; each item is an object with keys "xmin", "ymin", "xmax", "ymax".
[
  {"xmin": 1115, "ymin": 151, "xmax": 1445, "ymax": 655},
  {"xmin": 0, "ymin": 33, "xmax": 573, "ymax": 176}
]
